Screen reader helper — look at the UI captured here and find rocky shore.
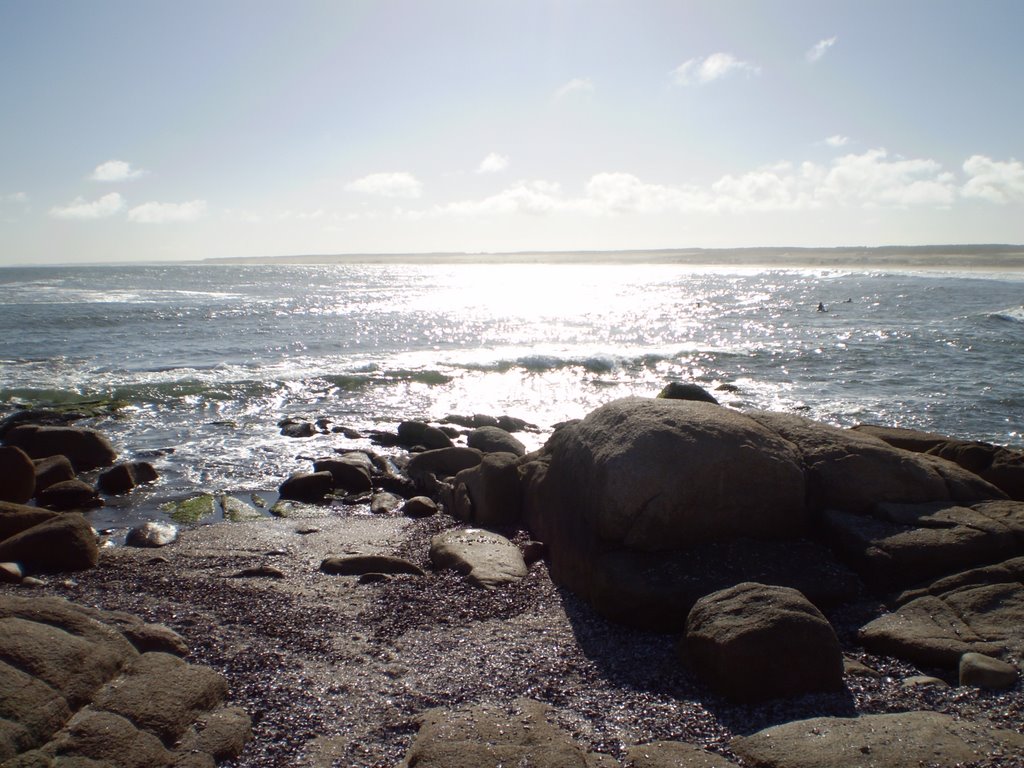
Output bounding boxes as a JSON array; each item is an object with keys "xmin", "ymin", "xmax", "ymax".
[{"xmin": 1, "ymin": 388, "xmax": 1023, "ymax": 767}]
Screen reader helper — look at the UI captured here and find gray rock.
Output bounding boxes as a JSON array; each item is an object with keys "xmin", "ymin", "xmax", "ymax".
[
  {"xmin": 730, "ymin": 711, "xmax": 1024, "ymax": 768},
  {"xmin": 320, "ymin": 554, "xmax": 425, "ymax": 576},
  {"xmin": 398, "ymin": 699, "xmax": 594, "ymax": 768},
  {"xmin": 279, "ymin": 419, "xmax": 316, "ymax": 438},
  {"xmin": 370, "ymin": 491, "xmax": 403, "ymax": 515},
  {"xmin": 126, "ymin": 521, "xmax": 179, "ymax": 548},
  {"xmin": 0, "ymin": 446, "xmax": 35, "ymax": 504},
  {"xmin": 624, "ymin": 741, "xmax": 736, "ymax": 767},
  {"xmin": 278, "ymin": 470, "xmax": 334, "ymax": 502},
  {"xmin": 31, "ymin": 455, "xmax": 75, "ymax": 494},
  {"xmin": 656, "ymin": 382, "xmax": 719, "ymax": 404},
  {"xmin": 36, "ymin": 479, "xmax": 101, "ymax": 511},
  {"xmin": 3, "ymin": 425, "xmax": 117, "ymax": 471},
  {"xmin": 401, "ymin": 496, "xmax": 438, "ymax": 518},
  {"xmin": 683, "ymin": 582, "xmax": 844, "ymax": 702},
  {"xmin": 0, "ymin": 512, "xmax": 99, "ymax": 574},
  {"xmin": 407, "ymin": 446, "xmax": 483, "ymax": 478},
  {"xmin": 314, "ymin": 453, "xmax": 373, "ymax": 492},
  {"xmin": 429, "ymin": 528, "xmax": 528, "ymax": 588},
  {"xmin": 959, "ymin": 652, "xmax": 1019, "ymax": 689},
  {"xmin": 0, "ymin": 561, "xmax": 22, "ymax": 583},
  {"xmin": 398, "ymin": 421, "xmax": 454, "ymax": 450},
  {"xmin": 452, "ymin": 452, "xmax": 522, "ymax": 528},
  {"xmin": 467, "ymin": 426, "xmax": 526, "ymax": 457}
]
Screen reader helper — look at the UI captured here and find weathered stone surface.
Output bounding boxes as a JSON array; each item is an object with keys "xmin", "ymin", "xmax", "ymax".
[
  {"xmin": 451, "ymin": 452, "xmax": 522, "ymax": 528},
  {"xmin": 407, "ymin": 447, "xmax": 483, "ymax": 478},
  {"xmin": 0, "ymin": 661, "xmax": 73, "ymax": 755},
  {"xmin": 467, "ymin": 426, "xmax": 526, "ymax": 457},
  {"xmin": 684, "ymin": 582, "xmax": 844, "ymax": 702},
  {"xmin": 0, "ymin": 513, "xmax": 98, "ymax": 574},
  {"xmin": 821, "ymin": 500, "xmax": 1023, "ymax": 591},
  {"xmin": 35, "ymin": 479, "xmax": 101, "ymax": 511},
  {"xmin": 125, "ymin": 521, "xmax": 179, "ymax": 549},
  {"xmin": 398, "ymin": 699, "xmax": 594, "ymax": 768},
  {"xmin": 370, "ymin": 491, "xmax": 403, "ymax": 515},
  {"xmin": 3, "ymin": 425, "xmax": 117, "ymax": 471},
  {"xmin": 278, "ymin": 470, "xmax": 333, "ymax": 502},
  {"xmin": 860, "ymin": 559, "xmax": 1024, "ymax": 667},
  {"xmin": 748, "ymin": 411, "xmax": 1003, "ymax": 513},
  {"xmin": 41, "ymin": 708, "xmax": 173, "ymax": 766},
  {"xmin": 401, "ymin": 495, "xmax": 438, "ymax": 518},
  {"xmin": 430, "ymin": 528, "xmax": 528, "ymax": 588},
  {"xmin": 656, "ymin": 382, "xmax": 719, "ymax": 404},
  {"xmin": 0, "ymin": 502, "xmax": 58, "ymax": 540},
  {"xmin": 0, "ymin": 446, "xmax": 35, "ymax": 504},
  {"xmin": 320, "ymin": 554, "xmax": 425, "ymax": 576},
  {"xmin": 959, "ymin": 652, "xmax": 1019, "ymax": 689},
  {"xmin": 31, "ymin": 455, "xmax": 76, "ymax": 494},
  {"xmin": 730, "ymin": 711, "xmax": 1024, "ymax": 768},
  {"xmin": 313, "ymin": 454, "xmax": 373, "ymax": 492},
  {"xmin": 97, "ymin": 461, "xmax": 158, "ymax": 495},
  {"xmin": 279, "ymin": 418, "xmax": 316, "ymax": 438},
  {"xmin": 624, "ymin": 741, "xmax": 735, "ymax": 767},
  {"xmin": 397, "ymin": 421, "xmax": 454, "ymax": 450}
]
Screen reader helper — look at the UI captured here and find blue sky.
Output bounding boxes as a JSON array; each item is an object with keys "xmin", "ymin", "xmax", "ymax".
[{"xmin": 2, "ymin": 0, "xmax": 1024, "ymax": 264}]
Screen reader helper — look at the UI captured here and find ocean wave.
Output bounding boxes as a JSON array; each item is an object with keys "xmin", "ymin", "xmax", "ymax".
[{"xmin": 990, "ymin": 306, "xmax": 1024, "ymax": 323}]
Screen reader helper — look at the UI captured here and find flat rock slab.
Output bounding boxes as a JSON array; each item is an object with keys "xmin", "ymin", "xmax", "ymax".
[
  {"xmin": 429, "ymin": 528, "xmax": 528, "ymax": 588},
  {"xmin": 624, "ymin": 741, "xmax": 737, "ymax": 767},
  {"xmin": 730, "ymin": 711, "xmax": 1024, "ymax": 768}
]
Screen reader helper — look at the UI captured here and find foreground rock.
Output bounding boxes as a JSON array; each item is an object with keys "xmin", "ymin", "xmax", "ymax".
[
  {"xmin": 3, "ymin": 425, "xmax": 117, "ymax": 471},
  {"xmin": 0, "ymin": 446, "xmax": 35, "ymax": 504},
  {"xmin": 683, "ymin": 582, "xmax": 844, "ymax": 702},
  {"xmin": 429, "ymin": 528, "xmax": 528, "ymax": 588},
  {"xmin": 730, "ymin": 711, "xmax": 1024, "ymax": 768},
  {"xmin": 0, "ymin": 509, "xmax": 98, "ymax": 574},
  {"xmin": 0, "ymin": 595, "xmax": 250, "ymax": 765}
]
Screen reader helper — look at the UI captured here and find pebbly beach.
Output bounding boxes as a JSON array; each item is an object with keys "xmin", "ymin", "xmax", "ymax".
[{"xmin": 1, "ymin": 382, "xmax": 1023, "ymax": 768}]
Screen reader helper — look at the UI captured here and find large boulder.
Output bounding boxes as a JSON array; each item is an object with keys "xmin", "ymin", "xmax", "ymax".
[
  {"xmin": 467, "ymin": 426, "xmax": 526, "ymax": 457},
  {"xmin": 313, "ymin": 454, "xmax": 373, "ymax": 493},
  {"xmin": 0, "ymin": 446, "xmax": 35, "ymax": 504},
  {"xmin": 278, "ymin": 471, "xmax": 334, "ymax": 502},
  {"xmin": 731, "ymin": 711, "xmax": 1024, "ymax": 768},
  {"xmin": 854, "ymin": 423, "xmax": 1024, "ymax": 501},
  {"xmin": 0, "ymin": 502, "xmax": 58, "ymax": 541},
  {"xmin": 3, "ymin": 425, "xmax": 117, "ymax": 471},
  {"xmin": 747, "ymin": 412, "xmax": 1002, "ymax": 512},
  {"xmin": 0, "ymin": 512, "xmax": 98, "ymax": 574},
  {"xmin": 451, "ymin": 452, "xmax": 523, "ymax": 528},
  {"xmin": 683, "ymin": 582, "xmax": 844, "ymax": 702}
]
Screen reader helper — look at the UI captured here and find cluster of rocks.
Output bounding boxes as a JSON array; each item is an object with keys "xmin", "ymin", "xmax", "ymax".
[{"xmin": 0, "ymin": 594, "xmax": 250, "ymax": 767}]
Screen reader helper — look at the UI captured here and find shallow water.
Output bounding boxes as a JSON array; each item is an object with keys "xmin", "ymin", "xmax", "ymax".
[{"xmin": 2, "ymin": 260, "xmax": 1023, "ymax": 529}]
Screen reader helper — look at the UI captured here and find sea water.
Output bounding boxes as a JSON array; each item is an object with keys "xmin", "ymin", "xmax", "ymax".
[{"xmin": 2, "ymin": 260, "xmax": 1022, "ymax": 528}]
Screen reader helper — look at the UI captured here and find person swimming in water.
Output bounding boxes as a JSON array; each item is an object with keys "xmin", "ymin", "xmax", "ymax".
[{"xmin": 817, "ymin": 302, "xmax": 827, "ymax": 312}]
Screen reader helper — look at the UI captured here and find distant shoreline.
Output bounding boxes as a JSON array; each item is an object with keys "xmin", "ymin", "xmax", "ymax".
[{"xmin": 200, "ymin": 244, "xmax": 1024, "ymax": 271}]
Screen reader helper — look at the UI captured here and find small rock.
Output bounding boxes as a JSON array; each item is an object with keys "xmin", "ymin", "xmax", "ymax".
[
  {"xmin": 657, "ymin": 382, "xmax": 719, "ymax": 404},
  {"xmin": 126, "ymin": 522, "xmax": 179, "ymax": 548},
  {"xmin": 20, "ymin": 575, "xmax": 46, "ymax": 587},
  {"xmin": 959, "ymin": 652, "xmax": 1019, "ymax": 689},
  {"xmin": 278, "ymin": 471, "xmax": 334, "ymax": 503},
  {"xmin": 397, "ymin": 421, "xmax": 454, "ymax": 450},
  {"xmin": 401, "ymin": 496, "xmax": 437, "ymax": 518},
  {"xmin": 97, "ymin": 461, "xmax": 159, "ymax": 495},
  {"xmin": 843, "ymin": 658, "xmax": 881, "ymax": 679},
  {"xmin": 429, "ymin": 528, "xmax": 528, "ymax": 589},
  {"xmin": 358, "ymin": 573, "xmax": 390, "ymax": 585},
  {"xmin": 370, "ymin": 491, "xmax": 403, "ymax": 515},
  {"xmin": 161, "ymin": 494, "xmax": 217, "ymax": 524},
  {"xmin": 0, "ymin": 561, "xmax": 23, "ymax": 583},
  {"xmin": 320, "ymin": 555, "xmax": 425, "ymax": 576},
  {"xmin": 901, "ymin": 675, "xmax": 949, "ymax": 690},
  {"xmin": 279, "ymin": 419, "xmax": 316, "ymax": 438},
  {"xmin": 295, "ymin": 527, "xmax": 320, "ymax": 535},
  {"xmin": 37, "ymin": 478, "xmax": 102, "ymax": 511},
  {"xmin": 231, "ymin": 565, "xmax": 286, "ymax": 579},
  {"xmin": 520, "ymin": 540, "xmax": 546, "ymax": 565}
]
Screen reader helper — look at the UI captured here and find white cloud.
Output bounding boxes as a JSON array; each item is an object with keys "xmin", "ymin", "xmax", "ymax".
[
  {"xmin": 553, "ymin": 77, "xmax": 595, "ymax": 100},
  {"xmin": 345, "ymin": 172, "xmax": 423, "ymax": 198},
  {"xmin": 90, "ymin": 160, "xmax": 146, "ymax": 182},
  {"xmin": 806, "ymin": 36, "xmax": 837, "ymax": 63},
  {"xmin": 50, "ymin": 193, "xmax": 125, "ymax": 220},
  {"xmin": 824, "ymin": 135, "xmax": 850, "ymax": 147},
  {"xmin": 819, "ymin": 149, "xmax": 956, "ymax": 207},
  {"xmin": 673, "ymin": 53, "xmax": 760, "ymax": 86},
  {"xmin": 477, "ymin": 153, "xmax": 510, "ymax": 174},
  {"xmin": 127, "ymin": 200, "xmax": 207, "ymax": 223},
  {"xmin": 422, "ymin": 180, "xmax": 568, "ymax": 217},
  {"xmin": 961, "ymin": 155, "xmax": 1024, "ymax": 204}
]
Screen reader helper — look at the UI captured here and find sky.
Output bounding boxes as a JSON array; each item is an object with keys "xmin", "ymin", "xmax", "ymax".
[{"xmin": 2, "ymin": 0, "xmax": 1024, "ymax": 265}]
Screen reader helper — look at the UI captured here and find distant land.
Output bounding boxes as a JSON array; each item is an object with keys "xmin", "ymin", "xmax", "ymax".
[{"xmin": 203, "ymin": 244, "xmax": 1024, "ymax": 270}]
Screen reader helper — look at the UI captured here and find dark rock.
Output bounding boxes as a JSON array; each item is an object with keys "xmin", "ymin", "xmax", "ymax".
[
  {"xmin": 36, "ymin": 479, "xmax": 101, "ymax": 511},
  {"xmin": 0, "ymin": 513, "xmax": 98, "ymax": 574},
  {"xmin": 401, "ymin": 496, "xmax": 437, "ymax": 518},
  {"xmin": 520, "ymin": 540, "xmax": 546, "ymax": 565},
  {"xmin": 0, "ymin": 446, "xmax": 35, "ymax": 504},
  {"xmin": 429, "ymin": 528, "xmax": 528, "ymax": 588},
  {"xmin": 331, "ymin": 425, "xmax": 363, "ymax": 439},
  {"xmin": 31, "ymin": 455, "xmax": 76, "ymax": 494},
  {"xmin": 657, "ymin": 382, "xmax": 719, "ymax": 404},
  {"xmin": 397, "ymin": 421, "xmax": 454, "ymax": 450},
  {"xmin": 730, "ymin": 711, "xmax": 1024, "ymax": 768},
  {"xmin": 319, "ymin": 555, "xmax": 425, "ymax": 576},
  {"xmin": 125, "ymin": 522, "xmax": 179, "ymax": 548},
  {"xmin": 496, "ymin": 415, "xmax": 536, "ymax": 433},
  {"xmin": 451, "ymin": 452, "xmax": 523, "ymax": 528},
  {"xmin": 959, "ymin": 652, "xmax": 1019, "ymax": 689},
  {"xmin": 278, "ymin": 471, "xmax": 334, "ymax": 502},
  {"xmin": 231, "ymin": 565, "xmax": 286, "ymax": 579},
  {"xmin": 313, "ymin": 454, "xmax": 373, "ymax": 493},
  {"xmin": 442, "ymin": 413, "xmax": 500, "ymax": 429},
  {"xmin": 407, "ymin": 447, "xmax": 483, "ymax": 479},
  {"xmin": 96, "ymin": 461, "xmax": 158, "ymax": 495},
  {"xmin": 278, "ymin": 419, "xmax": 316, "ymax": 438},
  {"xmin": 683, "ymin": 582, "xmax": 844, "ymax": 702},
  {"xmin": 398, "ymin": 699, "xmax": 593, "ymax": 768},
  {"xmin": 467, "ymin": 426, "xmax": 526, "ymax": 456},
  {"xmin": 3, "ymin": 425, "xmax": 117, "ymax": 471},
  {"xmin": 0, "ymin": 502, "xmax": 58, "ymax": 540}
]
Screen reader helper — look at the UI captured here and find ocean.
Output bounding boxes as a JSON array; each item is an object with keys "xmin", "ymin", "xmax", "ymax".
[{"xmin": 2, "ymin": 258, "xmax": 1023, "ymax": 530}]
